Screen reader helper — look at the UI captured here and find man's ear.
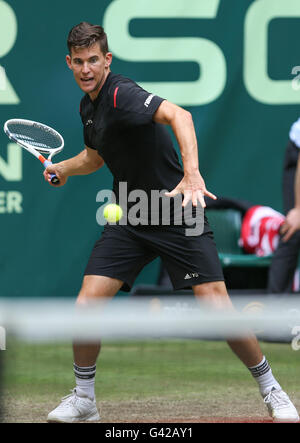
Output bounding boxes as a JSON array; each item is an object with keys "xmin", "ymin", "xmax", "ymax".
[
  {"xmin": 66, "ymin": 54, "xmax": 72, "ymax": 70},
  {"xmin": 105, "ymin": 52, "xmax": 113, "ymax": 69}
]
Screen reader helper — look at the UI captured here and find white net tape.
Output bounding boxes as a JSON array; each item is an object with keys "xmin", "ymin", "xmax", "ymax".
[{"xmin": 0, "ymin": 296, "xmax": 299, "ymax": 343}]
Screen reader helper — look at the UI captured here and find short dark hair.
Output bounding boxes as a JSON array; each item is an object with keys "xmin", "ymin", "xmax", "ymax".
[{"xmin": 67, "ymin": 22, "xmax": 109, "ymax": 55}]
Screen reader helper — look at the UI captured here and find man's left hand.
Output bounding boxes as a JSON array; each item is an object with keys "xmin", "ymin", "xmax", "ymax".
[{"xmin": 165, "ymin": 170, "xmax": 217, "ymax": 208}]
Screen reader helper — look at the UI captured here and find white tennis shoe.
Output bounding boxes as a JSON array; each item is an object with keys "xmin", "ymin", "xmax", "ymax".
[
  {"xmin": 47, "ymin": 389, "xmax": 100, "ymax": 423},
  {"xmin": 263, "ymin": 387, "xmax": 299, "ymax": 423}
]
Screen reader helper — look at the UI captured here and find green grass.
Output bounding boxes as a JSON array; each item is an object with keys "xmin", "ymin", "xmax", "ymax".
[{"xmin": 3, "ymin": 339, "xmax": 299, "ymax": 404}]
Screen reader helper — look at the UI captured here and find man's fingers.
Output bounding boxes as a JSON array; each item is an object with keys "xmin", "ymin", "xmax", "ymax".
[
  {"xmin": 165, "ymin": 189, "xmax": 180, "ymax": 198},
  {"xmin": 46, "ymin": 166, "xmax": 58, "ymax": 175},
  {"xmin": 197, "ymin": 190, "xmax": 206, "ymax": 208},
  {"xmin": 182, "ymin": 190, "xmax": 192, "ymax": 207},
  {"xmin": 282, "ymin": 227, "xmax": 295, "ymax": 242},
  {"xmin": 166, "ymin": 187, "xmax": 216, "ymax": 208},
  {"xmin": 204, "ymin": 190, "xmax": 217, "ymax": 200},
  {"xmin": 191, "ymin": 190, "xmax": 198, "ymax": 207},
  {"xmin": 43, "ymin": 165, "xmax": 63, "ymax": 186},
  {"xmin": 43, "ymin": 169, "xmax": 53, "ymax": 182},
  {"xmin": 281, "ymin": 220, "xmax": 296, "ymax": 242},
  {"xmin": 280, "ymin": 222, "xmax": 289, "ymax": 235}
]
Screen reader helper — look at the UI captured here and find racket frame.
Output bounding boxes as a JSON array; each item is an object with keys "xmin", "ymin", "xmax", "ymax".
[{"xmin": 3, "ymin": 118, "xmax": 64, "ymax": 185}]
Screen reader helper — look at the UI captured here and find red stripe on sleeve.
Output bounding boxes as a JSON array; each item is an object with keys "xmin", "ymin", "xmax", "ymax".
[{"xmin": 113, "ymin": 87, "xmax": 119, "ymax": 108}]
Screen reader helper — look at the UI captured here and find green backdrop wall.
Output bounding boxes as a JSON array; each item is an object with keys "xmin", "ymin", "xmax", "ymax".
[{"xmin": 1, "ymin": 0, "xmax": 300, "ymax": 297}]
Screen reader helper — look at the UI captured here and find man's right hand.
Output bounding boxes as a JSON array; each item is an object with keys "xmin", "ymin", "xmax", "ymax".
[
  {"xmin": 43, "ymin": 162, "xmax": 68, "ymax": 187},
  {"xmin": 281, "ymin": 207, "xmax": 300, "ymax": 242}
]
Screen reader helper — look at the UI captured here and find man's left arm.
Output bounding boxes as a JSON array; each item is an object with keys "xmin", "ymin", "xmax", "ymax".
[{"xmin": 153, "ymin": 100, "xmax": 216, "ymax": 207}]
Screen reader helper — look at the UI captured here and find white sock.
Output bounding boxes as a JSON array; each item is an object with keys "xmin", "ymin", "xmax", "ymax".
[
  {"xmin": 248, "ymin": 356, "xmax": 281, "ymax": 396},
  {"xmin": 73, "ymin": 363, "xmax": 96, "ymax": 400}
]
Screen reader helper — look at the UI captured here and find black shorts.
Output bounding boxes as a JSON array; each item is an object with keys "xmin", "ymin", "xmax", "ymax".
[{"xmin": 84, "ymin": 218, "xmax": 224, "ymax": 292}]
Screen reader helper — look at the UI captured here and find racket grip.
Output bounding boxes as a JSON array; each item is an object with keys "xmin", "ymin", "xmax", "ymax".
[
  {"xmin": 50, "ymin": 174, "xmax": 60, "ymax": 185},
  {"xmin": 43, "ymin": 160, "xmax": 60, "ymax": 186}
]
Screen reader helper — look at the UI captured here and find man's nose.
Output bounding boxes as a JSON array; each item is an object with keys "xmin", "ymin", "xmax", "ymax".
[{"xmin": 82, "ymin": 62, "xmax": 90, "ymax": 74}]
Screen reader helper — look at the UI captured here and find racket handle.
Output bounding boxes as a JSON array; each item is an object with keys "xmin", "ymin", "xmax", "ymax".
[
  {"xmin": 43, "ymin": 160, "xmax": 60, "ymax": 186},
  {"xmin": 50, "ymin": 174, "xmax": 60, "ymax": 185}
]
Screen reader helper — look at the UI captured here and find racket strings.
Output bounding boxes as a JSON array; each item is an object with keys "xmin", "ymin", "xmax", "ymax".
[{"xmin": 7, "ymin": 122, "xmax": 62, "ymax": 152}]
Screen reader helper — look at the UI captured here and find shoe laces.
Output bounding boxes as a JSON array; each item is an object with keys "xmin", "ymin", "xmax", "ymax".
[
  {"xmin": 58, "ymin": 389, "xmax": 80, "ymax": 410},
  {"xmin": 264, "ymin": 389, "xmax": 290, "ymax": 410}
]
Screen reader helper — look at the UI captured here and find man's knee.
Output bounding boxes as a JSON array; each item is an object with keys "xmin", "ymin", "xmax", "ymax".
[
  {"xmin": 193, "ymin": 280, "xmax": 227, "ymax": 296},
  {"xmin": 193, "ymin": 280, "xmax": 233, "ymax": 309},
  {"xmin": 76, "ymin": 275, "xmax": 123, "ymax": 306}
]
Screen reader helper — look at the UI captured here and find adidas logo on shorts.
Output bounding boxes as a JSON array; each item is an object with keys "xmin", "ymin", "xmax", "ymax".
[{"xmin": 184, "ymin": 272, "xmax": 199, "ymax": 280}]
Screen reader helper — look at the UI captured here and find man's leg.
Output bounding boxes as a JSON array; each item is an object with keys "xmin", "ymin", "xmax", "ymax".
[
  {"xmin": 73, "ymin": 275, "xmax": 124, "ymax": 367},
  {"xmin": 193, "ymin": 281, "xmax": 263, "ymax": 366},
  {"xmin": 47, "ymin": 275, "xmax": 123, "ymax": 423},
  {"xmin": 193, "ymin": 281, "xmax": 299, "ymax": 422}
]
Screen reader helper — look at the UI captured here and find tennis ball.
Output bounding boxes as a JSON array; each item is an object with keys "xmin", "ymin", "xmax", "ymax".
[{"xmin": 103, "ymin": 204, "xmax": 123, "ymax": 223}]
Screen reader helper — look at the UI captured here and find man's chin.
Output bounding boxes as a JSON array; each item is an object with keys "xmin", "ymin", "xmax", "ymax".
[
  {"xmin": 80, "ymin": 83, "xmax": 95, "ymax": 92},
  {"xmin": 80, "ymin": 83, "xmax": 101, "ymax": 97}
]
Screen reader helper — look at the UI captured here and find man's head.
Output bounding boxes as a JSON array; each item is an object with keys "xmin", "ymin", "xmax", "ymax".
[
  {"xmin": 66, "ymin": 22, "xmax": 112, "ymax": 100},
  {"xmin": 67, "ymin": 22, "xmax": 109, "ymax": 56}
]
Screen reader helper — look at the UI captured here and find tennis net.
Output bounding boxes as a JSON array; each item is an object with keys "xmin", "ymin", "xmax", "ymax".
[{"xmin": 1, "ymin": 295, "xmax": 299, "ymax": 423}]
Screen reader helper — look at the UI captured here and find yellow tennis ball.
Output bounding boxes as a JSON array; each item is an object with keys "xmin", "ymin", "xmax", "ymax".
[{"xmin": 103, "ymin": 204, "xmax": 123, "ymax": 223}]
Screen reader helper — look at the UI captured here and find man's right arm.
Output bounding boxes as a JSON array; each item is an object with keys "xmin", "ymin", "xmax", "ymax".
[{"xmin": 44, "ymin": 146, "xmax": 104, "ymax": 186}]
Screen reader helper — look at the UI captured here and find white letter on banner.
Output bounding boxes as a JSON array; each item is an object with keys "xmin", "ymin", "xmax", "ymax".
[
  {"xmin": 0, "ymin": 144, "xmax": 22, "ymax": 181},
  {"xmin": 103, "ymin": 0, "xmax": 226, "ymax": 106},
  {"xmin": 244, "ymin": 0, "xmax": 300, "ymax": 105},
  {"xmin": 0, "ymin": 0, "xmax": 19, "ymax": 104}
]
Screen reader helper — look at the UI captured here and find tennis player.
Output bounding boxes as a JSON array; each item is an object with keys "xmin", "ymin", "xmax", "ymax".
[{"xmin": 46, "ymin": 22, "xmax": 299, "ymax": 423}]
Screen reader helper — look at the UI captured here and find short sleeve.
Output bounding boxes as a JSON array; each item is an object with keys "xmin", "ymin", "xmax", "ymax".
[{"xmin": 111, "ymin": 80, "xmax": 165, "ymax": 126}]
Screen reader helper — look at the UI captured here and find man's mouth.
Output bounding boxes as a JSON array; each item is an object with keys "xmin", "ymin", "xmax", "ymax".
[{"xmin": 81, "ymin": 78, "xmax": 94, "ymax": 84}]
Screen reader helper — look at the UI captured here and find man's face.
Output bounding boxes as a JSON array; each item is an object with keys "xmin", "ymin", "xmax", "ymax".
[{"xmin": 66, "ymin": 43, "xmax": 112, "ymax": 100}]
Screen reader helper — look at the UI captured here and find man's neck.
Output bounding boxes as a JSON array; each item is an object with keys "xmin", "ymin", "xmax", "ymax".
[{"xmin": 89, "ymin": 69, "xmax": 111, "ymax": 101}]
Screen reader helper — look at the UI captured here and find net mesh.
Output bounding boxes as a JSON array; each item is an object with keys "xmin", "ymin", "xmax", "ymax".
[
  {"xmin": 1, "ymin": 295, "xmax": 300, "ymax": 423},
  {"xmin": 1, "ymin": 295, "xmax": 299, "ymax": 342},
  {"xmin": 6, "ymin": 120, "xmax": 62, "ymax": 152}
]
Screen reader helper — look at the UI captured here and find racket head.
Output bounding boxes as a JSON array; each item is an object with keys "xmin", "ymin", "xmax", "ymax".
[{"xmin": 3, "ymin": 119, "xmax": 64, "ymax": 159}]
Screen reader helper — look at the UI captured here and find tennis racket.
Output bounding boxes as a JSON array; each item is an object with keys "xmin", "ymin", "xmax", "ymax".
[{"xmin": 3, "ymin": 118, "xmax": 64, "ymax": 185}]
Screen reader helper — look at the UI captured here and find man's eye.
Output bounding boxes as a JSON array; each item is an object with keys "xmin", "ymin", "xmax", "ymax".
[{"xmin": 90, "ymin": 58, "xmax": 98, "ymax": 63}]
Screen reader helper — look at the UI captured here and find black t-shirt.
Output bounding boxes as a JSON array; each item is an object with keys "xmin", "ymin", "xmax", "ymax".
[{"xmin": 80, "ymin": 72, "xmax": 185, "ymax": 222}]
